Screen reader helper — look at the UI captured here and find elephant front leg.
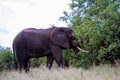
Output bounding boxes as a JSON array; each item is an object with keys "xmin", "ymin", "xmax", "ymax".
[
  {"xmin": 51, "ymin": 45, "xmax": 63, "ymax": 68},
  {"xmin": 46, "ymin": 54, "xmax": 54, "ymax": 69}
]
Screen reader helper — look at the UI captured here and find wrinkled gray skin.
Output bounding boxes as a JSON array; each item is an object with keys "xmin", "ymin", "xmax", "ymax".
[{"xmin": 13, "ymin": 27, "xmax": 80, "ymax": 72}]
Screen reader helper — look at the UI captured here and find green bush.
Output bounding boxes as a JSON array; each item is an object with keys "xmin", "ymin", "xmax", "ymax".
[
  {"xmin": 30, "ymin": 57, "xmax": 46, "ymax": 67},
  {"xmin": 0, "ymin": 46, "xmax": 14, "ymax": 71}
]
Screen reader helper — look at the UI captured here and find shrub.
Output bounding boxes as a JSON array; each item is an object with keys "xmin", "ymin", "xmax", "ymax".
[{"xmin": 0, "ymin": 46, "xmax": 14, "ymax": 71}]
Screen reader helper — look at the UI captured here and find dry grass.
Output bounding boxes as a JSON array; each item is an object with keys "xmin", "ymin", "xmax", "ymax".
[{"xmin": 0, "ymin": 65, "xmax": 120, "ymax": 80}]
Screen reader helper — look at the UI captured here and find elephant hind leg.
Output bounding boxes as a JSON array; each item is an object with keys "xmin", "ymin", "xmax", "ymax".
[
  {"xmin": 46, "ymin": 54, "xmax": 54, "ymax": 69},
  {"xmin": 14, "ymin": 58, "xmax": 18, "ymax": 70},
  {"xmin": 24, "ymin": 58, "xmax": 30, "ymax": 73},
  {"xmin": 16, "ymin": 53, "xmax": 27, "ymax": 72},
  {"xmin": 17, "ymin": 59, "xmax": 25, "ymax": 73}
]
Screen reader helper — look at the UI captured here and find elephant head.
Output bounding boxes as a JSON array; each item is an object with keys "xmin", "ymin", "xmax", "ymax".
[
  {"xmin": 50, "ymin": 27, "xmax": 88, "ymax": 53},
  {"xmin": 50, "ymin": 27, "xmax": 73, "ymax": 49}
]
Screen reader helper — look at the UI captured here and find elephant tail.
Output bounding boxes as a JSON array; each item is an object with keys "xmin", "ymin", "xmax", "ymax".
[{"xmin": 13, "ymin": 47, "xmax": 18, "ymax": 70}]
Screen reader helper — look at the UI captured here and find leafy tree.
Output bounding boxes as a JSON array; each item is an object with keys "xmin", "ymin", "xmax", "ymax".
[{"xmin": 60, "ymin": 0, "xmax": 120, "ymax": 68}]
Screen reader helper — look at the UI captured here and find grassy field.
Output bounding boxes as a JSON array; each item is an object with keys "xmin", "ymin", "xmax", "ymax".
[{"xmin": 0, "ymin": 65, "xmax": 120, "ymax": 80}]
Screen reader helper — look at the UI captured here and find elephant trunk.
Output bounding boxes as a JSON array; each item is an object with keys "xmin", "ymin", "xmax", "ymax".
[{"xmin": 77, "ymin": 46, "xmax": 89, "ymax": 53}]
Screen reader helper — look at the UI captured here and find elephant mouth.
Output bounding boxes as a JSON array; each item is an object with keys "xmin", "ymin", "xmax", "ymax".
[{"xmin": 76, "ymin": 46, "xmax": 89, "ymax": 53}]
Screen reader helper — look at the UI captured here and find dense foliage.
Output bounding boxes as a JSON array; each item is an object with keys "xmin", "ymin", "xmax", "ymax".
[
  {"xmin": 60, "ymin": 0, "xmax": 120, "ymax": 68},
  {"xmin": 0, "ymin": 46, "xmax": 14, "ymax": 71}
]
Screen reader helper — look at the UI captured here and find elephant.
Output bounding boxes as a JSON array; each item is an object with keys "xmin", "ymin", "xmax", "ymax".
[{"xmin": 13, "ymin": 27, "xmax": 88, "ymax": 72}]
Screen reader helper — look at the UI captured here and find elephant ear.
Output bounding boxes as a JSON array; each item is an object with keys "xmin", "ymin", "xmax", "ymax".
[{"xmin": 50, "ymin": 27, "xmax": 70, "ymax": 49}]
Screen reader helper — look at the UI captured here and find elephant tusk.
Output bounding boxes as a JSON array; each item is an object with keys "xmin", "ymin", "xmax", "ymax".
[{"xmin": 77, "ymin": 47, "xmax": 89, "ymax": 53}]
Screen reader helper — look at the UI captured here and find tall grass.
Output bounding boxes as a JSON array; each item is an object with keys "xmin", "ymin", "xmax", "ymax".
[{"xmin": 0, "ymin": 65, "xmax": 120, "ymax": 80}]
